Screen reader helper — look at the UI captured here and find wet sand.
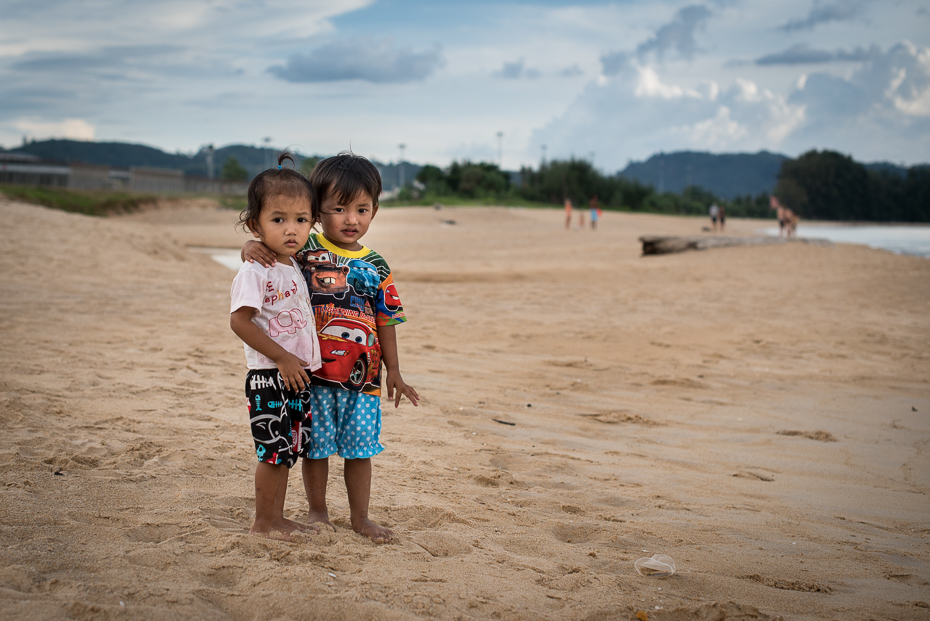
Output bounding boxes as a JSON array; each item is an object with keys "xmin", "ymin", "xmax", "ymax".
[{"xmin": 1, "ymin": 197, "xmax": 928, "ymax": 620}]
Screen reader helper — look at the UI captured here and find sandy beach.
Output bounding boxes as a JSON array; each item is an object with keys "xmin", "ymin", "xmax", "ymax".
[{"xmin": 1, "ymin": 197, "xmax": 928, "ymax": 621}]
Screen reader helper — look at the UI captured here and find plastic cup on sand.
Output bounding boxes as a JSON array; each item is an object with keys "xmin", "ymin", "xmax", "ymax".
[{"xmin": 634, "ymin": 554, "xmax": 676, "ymax": 578}]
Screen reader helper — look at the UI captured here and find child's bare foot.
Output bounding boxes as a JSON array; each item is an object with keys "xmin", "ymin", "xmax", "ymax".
[
  {"xmin": 250, "ymin": 521, "xmax": 292, "ymax": 541},
  {"xmin": 278, "ymin": 517, "xmax": 319, "ymax": 534},
  {"xmin": 352, "ymin": 516, "xmax": 393, "ymax": 543},
  {"xmin": 307, "ymin": 508, "xmax": 336, "ymax": 532}
]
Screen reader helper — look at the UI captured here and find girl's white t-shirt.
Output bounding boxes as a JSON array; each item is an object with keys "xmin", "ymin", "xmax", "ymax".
[{"xmin": 230, "ymin": 258, "xmax": 322, "ymax": 371}]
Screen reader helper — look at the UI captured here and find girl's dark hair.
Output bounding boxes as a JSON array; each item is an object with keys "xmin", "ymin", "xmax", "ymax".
[
  {"xmin": 237, "ymin": 151, "xmax": 314, "ymax": 232},
  {"xmin": 308, "ymin": 151, "xmax": 382, "ymax": 217}
]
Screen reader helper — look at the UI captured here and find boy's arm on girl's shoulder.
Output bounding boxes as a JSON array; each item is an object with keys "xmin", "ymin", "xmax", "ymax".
[
  {"xmin": 230, "ymin": 307, "xmax": 311, "ymax": 391},
  {"xmin": 241, "ymin": 239, "xmax": 277, "ymax": 267},
  {"xmin": 377, "ymin": 323, "xmax": 419, "ymax": 408}
]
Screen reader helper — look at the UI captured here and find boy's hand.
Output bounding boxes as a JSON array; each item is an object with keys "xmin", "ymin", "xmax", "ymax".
[
  {"xmin": 273, "ymin": 352, "xmax": 311, "ymax": 392},
  {"xmin": 385, "ymin": 369, "xmax": 419, "ymax": 408},
  {"xmin": 243, "ymin": 239, "xmax": 277, "ymax": 268}
]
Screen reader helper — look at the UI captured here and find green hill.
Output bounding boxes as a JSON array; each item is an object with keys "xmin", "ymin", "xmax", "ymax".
[
  {"xmin": 10, "ymin": 139, "xmax": 316, "ymax": 179},
  {"xmin": 13, "ymin": 139, "xmax": 193, "ymax": 170},
  {"xmin": 619, "ymin": 151, "xmax": 789, "ymax": 199}
]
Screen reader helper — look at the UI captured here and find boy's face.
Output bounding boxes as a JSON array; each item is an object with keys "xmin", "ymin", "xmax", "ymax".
[
  {"xmin": 319, "ymin": 189, "xmax": 378, "ymax": 251},
  {"xmin": 249, "ymin": 194, "xmax": 313, "ymax": 262}
]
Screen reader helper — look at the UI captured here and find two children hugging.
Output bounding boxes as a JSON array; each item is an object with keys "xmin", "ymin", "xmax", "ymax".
[{"xmin": 230, "ymin": 151, "xmax": 418, "ymax": 542}]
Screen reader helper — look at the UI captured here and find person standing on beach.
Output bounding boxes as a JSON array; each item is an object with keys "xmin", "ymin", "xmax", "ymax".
[
  {"xmin": 229, "ymin": 153, "xmax": 321, "ymax": 540},
  {"xmin": 589, "ymin": 195, "xmax": 601, "ymax": 230},
  {"xmin": 718, "ymin": 204, "xmax": 726, "ymax": 232},
  {"xmin": 564, "ymin": 197, "xmax": 573, "ymax": 230},
  {"xmin": 771, "ymin": 195, "xmax": 786, "ymax": 237},
  {"xmin": 783, "ymin": 207, "xmax": 799, "ymax": 238},
  {"xmin": 243, "ymin": 152, "xmax": 419, "ymax": 543},
  {"xmin": 709, "ymin": 202, "xmax": 719, "ymax": 232}
]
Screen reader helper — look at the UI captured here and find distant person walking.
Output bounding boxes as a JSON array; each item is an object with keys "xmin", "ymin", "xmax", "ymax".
[
  {"xmin": 783, "ymin": 208, "xmax": 799, "ymax": 238},
  {"xmin": 589, "ymin": 195, "xmax": 601, "ymax": 230},
  {"xmin": 718, "ymin": 204, "xmax": 726, "ymax": 232},
  {"xmin": 564, "ymin": 198, "xmax": 573, "ymax": 230},
  {"xmin": 771, "ymin": 196, "xmax": 787, "ymax": 237},
  {"xmin": 709, "ymin": 202, "xmax": 720, "ymax": 233}
]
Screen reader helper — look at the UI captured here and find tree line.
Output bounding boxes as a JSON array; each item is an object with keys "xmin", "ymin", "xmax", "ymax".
[
  {"xmin": 406, "ymin": 150, "xmax": 929, "ymax": 222},
  {"xmin": 774, "ymin": 150, "xmax": 929, "ymax": 222}
]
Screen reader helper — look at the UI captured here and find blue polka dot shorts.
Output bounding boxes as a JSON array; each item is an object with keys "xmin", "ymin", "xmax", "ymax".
[{"xmin": 300, "ymin": 386, "xmax": 384, "ymax": 459}]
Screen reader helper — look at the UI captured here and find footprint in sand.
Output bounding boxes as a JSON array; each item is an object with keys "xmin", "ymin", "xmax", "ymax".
[
  {"xmin": 743, "ymin": 573, "xmax": 833, "ymax": 593},
  {"xmin": 410, "ymin": 532, "xmax": 472, "ymax": 557},
  {"xmin": 732, "ymin": 471, "xmax": 775, "ymax": 482},
  {"xmin": 777, "ymin": 429, "xmax": 837, "ymax": 442}
]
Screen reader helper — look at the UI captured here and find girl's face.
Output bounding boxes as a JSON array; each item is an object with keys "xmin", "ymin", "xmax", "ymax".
[
  {"xmin": 318, "ymin": 189, "xmax": 377, "ymax": 251},
  {"xmin": 249, "ymin": 195, "xmax": 313, "ymax": 262}
]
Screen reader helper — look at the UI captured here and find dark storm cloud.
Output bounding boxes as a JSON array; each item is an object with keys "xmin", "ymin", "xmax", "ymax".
[
  {"xmin": 778, "ymin": 0, "xmax": 864, "ymax": 32},
  {"xmin": 599, "ymin": 51, "xmax": 630, "ymax": 76},
  {"xmin": 599, "ymin": 5, "xmax": 711, "ymax": 76},
  {"xmin": 0, "ymin": 85, "xmax": 81, "ymax": 115},
  {"xmin": 756, "ymin": 43, "xmax": 882, "ymax": 65},
  {"xmin": 636, "ymin": 4, "xmax": 712, "ymax": 61},
  {"xmin": 267, "ymin": 39, "xmax": 444, "ymax": 84},
  {"xmin": 12, "ymin": 45, "xmax": 185, "ymax": 72},
  {"xmin": 495, "ymin": 59, "xmax": 540, "ymax": 79}
]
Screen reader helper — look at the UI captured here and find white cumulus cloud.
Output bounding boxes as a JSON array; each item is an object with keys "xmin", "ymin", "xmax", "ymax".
[
  {"xmin": 531, "ymin": 62, "xmax": 806, "ymax": 169},
  {"xmin": 15, "ymin": 117, "xmax": 96, "ymax": 141}
]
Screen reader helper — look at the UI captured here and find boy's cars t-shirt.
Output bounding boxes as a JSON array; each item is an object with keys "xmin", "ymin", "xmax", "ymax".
[
  {"xmin": 230, "ymin": 258, "xmax": 322, "ymax": 371},
  {"xmin": 296, "ymin": 233, "xmax": 406, "ymax": 396}
]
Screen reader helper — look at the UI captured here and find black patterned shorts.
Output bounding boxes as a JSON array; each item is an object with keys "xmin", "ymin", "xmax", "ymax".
[{"xmin": 244, "ymin": 370, "xmax": 312, "ymax": 468}]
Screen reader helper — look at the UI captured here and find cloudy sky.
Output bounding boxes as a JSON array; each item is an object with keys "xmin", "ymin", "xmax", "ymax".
[{"xmin": 2, "ymin": 0, "xmax": 929, "ymax": 170}]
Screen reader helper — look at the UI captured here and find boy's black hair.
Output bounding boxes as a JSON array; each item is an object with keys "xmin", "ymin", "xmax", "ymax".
[
  {"xmin": 308, "ymin": 151, "xmax": 382, "ymax": 217},
  {"xmin": 238, "ymin": 151, "xmax": 314, "ymax": 232}
]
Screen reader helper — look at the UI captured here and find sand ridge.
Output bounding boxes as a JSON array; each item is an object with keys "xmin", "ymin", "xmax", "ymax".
[{"xmin": 0, "ymin": 198, "xmax": 928, "ymax": 620}]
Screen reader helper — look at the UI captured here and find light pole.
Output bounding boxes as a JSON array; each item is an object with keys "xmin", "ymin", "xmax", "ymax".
[
  {"xmin": 263, "ymin": 137, "xmax": 272, "ymax": 170},
  {"xmin": 496, "ymin": 131, "xmax": 503, "ymax": 168},
  {"xmin": 206, "ymin": 144, "xmax": 215, "ymax": 179},
  {"xmin": 398, "ymin": 143, "xmax": 406, "ymax": 188},
  {"xmin": 541, "ymin": 144, "xmax": 547, "ymax": 167}
]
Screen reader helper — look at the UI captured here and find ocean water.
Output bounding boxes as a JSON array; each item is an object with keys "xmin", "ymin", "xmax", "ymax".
[
  {"xmin": 210, "ymin": 251, "xmax": 243, "ymax": 271},
  {"xmin": 188, "ymin": 247, "xmax": 242, "ymax": 271},
  {"xmin": 760, "ymin": 225, "xmax": 930, "ymax": 258}
]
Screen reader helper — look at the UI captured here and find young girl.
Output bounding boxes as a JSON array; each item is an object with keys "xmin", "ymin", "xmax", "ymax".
[
  {"xmin": 243, "ymin": 152, "xmax": 418, "ymax": 543},
  {"xmin": 229, "ymin": 152, "xmax": 321, "ymax": 539}
]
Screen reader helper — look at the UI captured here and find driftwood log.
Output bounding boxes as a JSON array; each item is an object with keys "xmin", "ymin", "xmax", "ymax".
[{"xmin": 639, "ymin": 235, "xmax": 833, "ymax": 256}]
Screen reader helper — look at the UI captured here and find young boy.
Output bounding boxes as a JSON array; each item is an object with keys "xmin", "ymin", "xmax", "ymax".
[{"xmin": 244, "ymin": 152, "xmax": 418, "ymax": 543}]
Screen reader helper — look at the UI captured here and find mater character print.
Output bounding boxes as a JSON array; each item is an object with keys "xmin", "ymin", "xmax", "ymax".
[{"xmin": 298, "ymin": 248, "xmax": 350, "ymax": 295}]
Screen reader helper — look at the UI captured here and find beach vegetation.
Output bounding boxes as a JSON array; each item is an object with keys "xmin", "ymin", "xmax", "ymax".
[
  {"xmin": 221, "ymin": 156, "xmax": 249, "ymax": 182},
  {"xmin": 774, "ymin": 149, "xmax": 930, "ymax": 222},
  {"xmin": 389, "ymin": 150, "xmax": 929, "ymax": 222},
  {"xmin": 392, "ymin": 157, "xmax": 771, "ymax": 219},
  {"xmin": 0, "ymin": 184, "xmax": 159, "ymax": 216},
  {"xmin": 300, "ymin": 156, "xmax": 322, "ymax": 177}
]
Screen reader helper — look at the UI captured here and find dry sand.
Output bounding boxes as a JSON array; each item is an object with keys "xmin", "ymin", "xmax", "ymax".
[{"xmin": 1, "ymin": 197, "xmax": 928, "ymax": 621}]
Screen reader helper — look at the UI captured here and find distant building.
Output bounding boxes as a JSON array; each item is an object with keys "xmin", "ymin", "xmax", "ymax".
[
  {"xmin": 0, "ymin": 150, "xmax": 246, "ymax": 195},
  {"xmin": 0, "ymin": 152, "xmax": 68, "ymax": 187},
  {"xmin": 183, "ymin": 175, "xmax": 248, "ymax": 195},
  {"xmin": 130, "ymin": 167, "xmax": 184, "ymax": 193},
  {"xmin": 69, "ymin": 163, "xmax": 113, "ymax": 190}
]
